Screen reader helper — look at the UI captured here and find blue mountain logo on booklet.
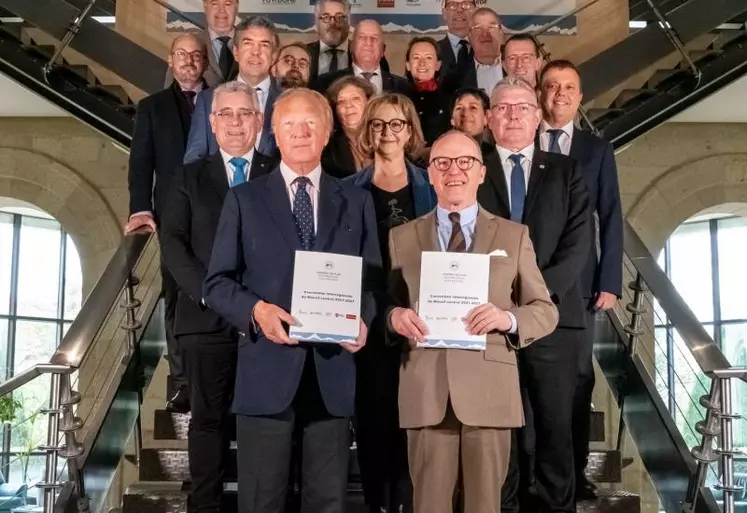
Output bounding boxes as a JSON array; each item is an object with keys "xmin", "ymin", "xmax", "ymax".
[{"xmin": 422, "ymin": 338, "xmax": 486, "ymax": 350}]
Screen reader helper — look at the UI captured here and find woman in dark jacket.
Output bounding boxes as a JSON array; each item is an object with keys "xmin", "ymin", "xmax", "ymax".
[
  {"xmin": 321, "ymin": 75, "xmax": 376, "ymax": 178},
  {"xmin": 344, "ymin": 93, "xmax": 435, "ymax": 513}
]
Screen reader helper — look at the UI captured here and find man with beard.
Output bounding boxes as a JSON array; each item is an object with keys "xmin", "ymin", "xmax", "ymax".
[
  {"xmin": 272, "ymin": 43, "xmax": 311, "ymax": 89},
  {"xmin": 452, "ymin": 8, "xmax": 504, "ymax": 97},
  {"xmin": 125, "ymin": 33, "xmax": 207, "ymax": 413}
]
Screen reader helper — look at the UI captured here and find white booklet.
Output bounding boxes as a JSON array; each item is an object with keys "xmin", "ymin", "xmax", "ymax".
[
  {"xmin": 289, "ymin": 250, "xmax": 362, "ymax": 344},
  {"xmin": 417, "ymin": 251, "xmax": 490, "ymax": 350}
]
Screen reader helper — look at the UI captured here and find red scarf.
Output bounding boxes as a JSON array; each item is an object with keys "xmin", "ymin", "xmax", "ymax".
[{"xmin": 414, "ymin": 78, "xmax": 438, "ymax": 92}]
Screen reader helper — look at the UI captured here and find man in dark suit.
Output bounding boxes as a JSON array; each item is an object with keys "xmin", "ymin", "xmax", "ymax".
[
  {"xmin": 436, "ymin": 0, "xmax": 477, "ymax": 76},
  {"xmin": 312, "ymin": 19, "xmax": 406, "ymax": 95},
  {"xmin": 203, "ymin": 88, "xmax": 381, "ymax": 513},
  {"xmin": 538, "ymin": 60, "xmax": 623, "ymax": 501},
  {"xmin": 455, "ymin": 7, "xmax": 504, "ymax": 96},
  {"xmin": 125, "ymin": 33, "xmax": 208, "ymax": 413},
  {"xmin": 160, "ymin": 81, "xmax": 276, "ymax": 513},
  {"xmin": 476, "ymin": 77, "xmax": 591, "ymax": 513},
  {"xmin": 184, "ymin": 16, "xmax": 281, "ymax": 164}
]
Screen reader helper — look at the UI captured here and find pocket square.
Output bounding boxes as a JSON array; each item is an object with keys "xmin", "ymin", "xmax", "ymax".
[{"xmin": 490, "ymin": 249, "xmax": 508, "ymax": 257}]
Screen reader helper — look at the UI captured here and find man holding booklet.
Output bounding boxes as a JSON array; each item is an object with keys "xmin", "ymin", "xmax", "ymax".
[
  {"xmin": 387, "ymin": 129, "xmax": 558, "ymax": 513},
  {"xmin": 203, "ymin": 88, "xmax": 380, "ymax": 513}
]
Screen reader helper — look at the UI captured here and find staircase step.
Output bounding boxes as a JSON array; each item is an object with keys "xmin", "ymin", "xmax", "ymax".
[
  {"xmin": 577, "ymin": 489, "xmax": 640, "ymax": 513},
  {"xmin": 586, "ymin": 450, "xmax": 622, "ymax": 483},
  {"xmin": 612, "ymin": 88, "xmax": 658, "ymax": 109},
  {"xmin": 20, "ymin": 43, "xmax": 57, "ymax": 62},
  {"xmin": 66, "ymin": 64, "xmax": 97, "ymax": 84},
  {"xmin": 587, "ymin": 108, "xmax": 625, "ymax": 129},
  {"xmin": 681, "ymin": 49, "xmax": 723, "ymax": 69},
  {"xmin": 646, "ymin": 68, "xmax": 689, "ymax": 90},
  {"xmin": 139, "ymin": 448, "xmax": 237, "ymax": 482},
  {"xmin": 88, "ymin": 84, "xmax": 131, "ymax": 105},
  {"xmin": 589, "ymin": 410, "xmax": 605, "ymax": 442}
]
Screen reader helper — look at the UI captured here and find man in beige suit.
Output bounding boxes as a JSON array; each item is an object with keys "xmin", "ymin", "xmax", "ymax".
[{"xmin": 387, "ymin": 129, "xmax": 558, "ymax": 513}]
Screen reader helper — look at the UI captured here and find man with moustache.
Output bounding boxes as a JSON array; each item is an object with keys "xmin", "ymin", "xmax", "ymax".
[
  {"xmin": 457, "ymin": 8, "xmax": 504, "ymax": 97},
  {"xmin": 476, "ymin": 77, "xmax": 590, "ymax": 513},
  {"xmin": 538, "ymin": 60, "xmax": 623, "ymax": 501},
  {"xmin": 388, "ymin": 129, "xmax": 558, "ymax": 513},
  {"xmin": 313, "ymin": 19, "xmax": 407, "ymax": 95},
  {"xmin": 272, "ymin": 42, "xmax": 312, "ymax": 88},
  {"xmin": 185, "ymin": 16, "xmax": 282, "ymax": 163},
  {"xmin": 166, "ymin": 0, "xmax": 238, "ymax": 87},
  {"xmin": 502, "ymin": 34, "xmax": 542, "ymax": 89},
  {"xmin": 126, "ymin": 33, "xmax": 207, "ymax": 413},
  {"xmin": 203, "ymin": 88, "xmax": 381, "ymax": 513},
  {"xmin": 160, "ymin": 80, "xmax": 277, "ymax": 513}
]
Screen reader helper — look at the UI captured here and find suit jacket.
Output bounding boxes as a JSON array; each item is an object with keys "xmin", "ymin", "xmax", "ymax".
[
  {"xmin": 306, "ymin": 40, "xmax": 390, "ymax": 82},
  {"xmin": 164, "ymin": 29, "xmax": 237, "ymax": 89},
  {"xmin": 128, "ymin": 80, "xmax": 194, "ymax": 219},
  {"xmin": 389, "ymin": 207, "xmax": 558, "ymax": 429},
  {"xmin": 160, "ymin": 151, "xmax": 277, "ymax": 337},
  {"xmin": 183, "ymin": 80, "xmax": 280, "ymax": 164},
  {"xmin": 312, "ymin": 67, "xmax": 409, "ymax": 95},
  {"xmin": 203, "ymin": 168, "xmax": 382, "ymax": 417},
  {"xmin": 477, "ymin": 146, "xmax": 591, "ymax": 328},
  {"xmin": 437, "ymin": 36, "xmax": 457, "ymax": 77},
  {"xmin": 569, "ymin": 129, "xmax": 623, "ymax": 298}
]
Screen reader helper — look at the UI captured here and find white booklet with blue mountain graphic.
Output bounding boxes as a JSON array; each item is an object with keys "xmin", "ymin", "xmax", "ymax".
[
  {"xmin": 289, "ymin": 250, "xmax": 362, "ymax": 344},
  {"xmin": 418, "ymin": 251, "xmax": 490, "ymax": 350}
]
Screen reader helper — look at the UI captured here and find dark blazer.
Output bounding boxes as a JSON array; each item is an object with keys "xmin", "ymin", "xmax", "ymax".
[
  {"xmin": 160, "ymin": 152, "xmax": 276, "ymax": 336},
  {"xmin": 312, "ymin": 67, "xmax": 409, "ymax": 95},
  {"xmin": 437, "ymin": 36, "xmax": 457, "ymax": 75},
  {"xmin": 344, "ymin": 160, "xmax": 436, "ymax": 218},
  {"xmin": 203, "ymin": 169, "xmax": 382, "ymax": 417},
  {"xmin": 321, "ymin": 129, "xmax": 358, "ymax": 179},
  {"xmin": 128, "ymin": 80, "xmax": 195, "ymax": 219},
  {"xmin": 307, "ymin": 41, "xmax": 390, "ymax": 81},
  {"xmin": 477, "ymin": 146, "xmax": 591, "ymax": 328},
  {"xmin": 183, "ymin": 79, "xmax": 281, "ymax": 164},
  {"xmin": 406, "ymin": 86, "xmax": 452, "ymax": 147},
  {"xmin": 569, "ymin": 129, "xmax": 623, "ymax": 298}
]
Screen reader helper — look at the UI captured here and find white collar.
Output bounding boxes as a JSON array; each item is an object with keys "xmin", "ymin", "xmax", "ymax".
[
  {"xmin": 279, "ymin": 162, "xmax": 323, "ymax": 190},
  {"xmin": 540, "ymin": 119, "xmax": 575, "ymax": 138},
  {"xmin": 208, "ymin": 28, "xmax": 235, "ymax": 43},
  {"xmin": 320, "ymin": 39, "xmax": 349, "ymax": 54},
  {"xmin": 220, "ymin": 148, "xmax": 255, "ymax": 169},
  {"xmin": 446, "ymin": 31, "xmax": 468, "ymax": 47},
  {"xmin": 353, "ymin": 64, "xmax": 382, "ymax": 77},
  {"xmin": 495, "ymin": 143, "xmax": 536, "ymax": 164},
  {"xmin": 237, "ymin": 74, "xmax": 272, "ymax": 92},
  {"xmin": 474, "ymin": 57, "xmax": 501, "ymax": 69}
]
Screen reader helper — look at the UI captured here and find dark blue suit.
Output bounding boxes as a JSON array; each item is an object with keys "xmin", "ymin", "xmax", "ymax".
[{"xmin": 183, "ymin": 80, "xmax": 280, "ymax": 164}]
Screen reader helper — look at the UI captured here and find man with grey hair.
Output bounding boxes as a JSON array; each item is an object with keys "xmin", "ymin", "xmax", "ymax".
[
  {"xmin": 185, "ymin": 16, "xmax": 282, "ymax": 163},
  {"xmin": 307, "ymin": 0, "xmax": 352, "ymax": 80},
  {"xmin": 448, "ymin": 7, "xmax": 504, "ymax": 95},
  {"xmin": 161, "ymin": 79, "xmax": 277, "ymax": 513},
  {"xmin": 477, "ymin": 76, "xmax": 591, "ymax": 513}
]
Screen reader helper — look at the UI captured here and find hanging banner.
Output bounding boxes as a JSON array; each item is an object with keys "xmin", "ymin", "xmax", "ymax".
[{"xmin": 167, "ymin": 0, "xmax": 577, "ymax": 35}]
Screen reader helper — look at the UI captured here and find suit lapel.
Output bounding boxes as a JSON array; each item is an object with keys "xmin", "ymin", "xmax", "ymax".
[
  {"xmin": 308, "ymin": 41, "xmax": 321, "ymax": 79},
  {"xmin": 313, "ymin": 173, "xmax": 342, "ymax": 251},
  {"xmin": 382, "ymin": 72, "xmax": 393, "ymax": 92},
  {"xmin": 201, "ymin": 30, "xmax": 222, "ymax": 81},
  {"xmin": 263, "ymin": 170, "xmax": 302, "ymax": 252},
  {"xmin": 414, "ymin": 210, "xmax": 439, "ymax": 252},
  {"xmin": 206, "ymin": 153, "xmax": 229, "ymax": 199},
  {"xmin": 168, "ymin": 81, "xmax": 192, "ymax": 142},
  {"xmin": 260, "ymin": 81, "xmax": 280, "ymax": 152},
  {"xmin": 484, "ymin": 149, "xmax": 510, "ymax": 216},
  {"xmin": 248, "ymin": 153, "xmax": 272, "ymax": 180},
  {"xmin": 471, "ymin": 207, "xmax": 499, "ymax": 254},
  {"xmin": 524, "ymin": 151, "xmax": 548, "ymax": 218}
]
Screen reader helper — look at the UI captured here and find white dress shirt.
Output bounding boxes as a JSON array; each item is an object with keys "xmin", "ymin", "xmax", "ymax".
[
  {"xmin": 353, "ymin": 64, "xmax": 383, "ymax": 94},
  {"xmin": 539, "ymin": 120, "xmax": 574, "ymax": 156},
  {"xmin": 220, "ymin": 148, "xmax": 255, "ymax": 184},
  {"xmin": 279, "ymin": 162, "xmax": 322, "ymax": 231},
  {"xmin": 236, "ymin": 74, "xmax": 270, "ymax": 150},
  {"xmin": 496, "ymin": 143, "xmax": 535, "ymax": 209},
  {"xmin": 475, "ymin": 58, "xmax": 504, "ymax": 97},
  {"xmin": 318, "ymin": 39, "xmax": 349, "ymax": 75}
]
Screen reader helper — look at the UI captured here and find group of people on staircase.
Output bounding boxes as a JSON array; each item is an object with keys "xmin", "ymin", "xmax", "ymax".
[{"xmin": 124, "ymin": 0, "xmax": 623, "ymax": 512}]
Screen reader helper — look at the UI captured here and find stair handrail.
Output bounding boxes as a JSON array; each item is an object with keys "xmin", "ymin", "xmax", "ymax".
[{"xmin": 42, "ymin": 0, "xmax": 98, "ymax": 80}]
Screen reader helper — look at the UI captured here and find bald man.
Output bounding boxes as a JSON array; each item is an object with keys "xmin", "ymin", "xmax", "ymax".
[
  {"xmin": 204, "ymin": 88, "xmax": 381, "ymax": 513},
  {"xmin": 126, "ymin": 33, "xmax": 208, "ymax": 413},
  {"xmin": 312, "ymin": 19, "xmax": 408, "ymax": 94}
]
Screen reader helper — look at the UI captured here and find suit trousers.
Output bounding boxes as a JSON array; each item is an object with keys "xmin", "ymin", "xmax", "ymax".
[
  {"xmin": 408, "ymin": 402, "xmax": 511, "ymax": 513},
  {"xmin": 161, "ymin": 256, "xmax": 186, "ymax": 387},
  {"xmin": 181, "ymin": 332, "xmax": 237, "ymax": 513},
  {"xmin": 572, "ymin": 307, "xmax": 597, "ymax": 483},
  {"xmin": 236, "ymin": 349, "xmax": 350, "ymax": 513},
  {"xmin": 500, "ymin": 328, "xmax": 580, "ymax": 513}
]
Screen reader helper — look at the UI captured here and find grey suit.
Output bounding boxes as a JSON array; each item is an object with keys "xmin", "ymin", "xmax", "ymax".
[{"xmin": 165, "ymin": 29, "xmax": 232, "ymax": 89}]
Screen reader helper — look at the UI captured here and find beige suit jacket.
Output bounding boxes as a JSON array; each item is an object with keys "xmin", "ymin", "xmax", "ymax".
[{"xmin": 388, "ymin": 206, "xmax": 558, "ymax": 430}]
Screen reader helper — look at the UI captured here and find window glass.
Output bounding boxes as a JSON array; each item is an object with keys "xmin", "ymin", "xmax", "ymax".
[
  {"xmin": 668, "ymin": 222, "xmax": 713, "ymax": 323},
  {"xmin": 63, "ymin": 234, "xmax": 82, "ymax": 320},
  {"xmin": 717, "ymin": 217, "xmax": 747, "ymax": 321},
  {"xmin": 13, "ymin": 320, "xmax": 58, "ymax": 374},
  {"xmin": 16, "ymin": 216, "xmax": 61, "ymax": 318},
  {"xmin": 0, "ymin": 319, "xmax": 7, "ymax": 382},
  {"xmin": 0, "ymin": 213, "xmax": 12, "ymax": 315}
]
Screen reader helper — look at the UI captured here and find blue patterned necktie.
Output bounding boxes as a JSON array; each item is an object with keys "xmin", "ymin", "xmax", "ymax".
[
  {"xmin": 229, "ymin": 157, "xmax": 248, "ymax": 187},
  {"xmin": 547, "ymin": 129, "xmax": 563, "ymax": 154},
  {"xmin": 509, "ymin": 154, "xmax": 525, "ymax": 223},
  {"xmin": 292, "ymin": 176, "xmax": 315, "ymax": 250}
]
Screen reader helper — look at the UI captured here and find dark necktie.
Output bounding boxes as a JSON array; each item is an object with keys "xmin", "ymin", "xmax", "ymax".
[
  {"xmin": 182, "ymin": 90, "xmax": 196, "ymax": 113},
  {"xmin": 327, "ymin": 48, "xmax": 340, "ymax": 73},
  {"xmin": 547, "ymin": 129, "xmax": 563, "ymax": 154},
  {"xmin": 361, "ymin": 71, "xmax": 376, "ymax": 82},
  {"xmin": 447, "ymin": 212, "xmax": 467, "ymax": 252},
  {"xmin": 509, "ymin": 154, "xmax": 526, "ymax": 223},
  {"xmin": 229, "ymin": 157, "xmax": 248, "ymax": 187},
  {"xmin": 292, "ymin": 177, "xmax": 315, "ymax": 251},
  {"xmin": 457, "ymin": 39, "xmax": 471, "ymax": 68},
  {"xmin": 217, "ymin": 36, "xmax": 234, "ymax": 80}
]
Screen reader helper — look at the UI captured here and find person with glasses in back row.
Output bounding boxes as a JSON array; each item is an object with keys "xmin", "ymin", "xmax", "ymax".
[
  {"xmin": 345, "ymin": 93, "xmax": 436, "ymax": 513},
  {"xmin": 436, "ymin": 0, "xmax": 477, "ymax": 79},
  {"xmin": 502, "ymin": 34, "xmax": 543, "ymax": 89},
  {"xmin": 272, "ymin": 42, "xmax": 312, "ymax": 89}
]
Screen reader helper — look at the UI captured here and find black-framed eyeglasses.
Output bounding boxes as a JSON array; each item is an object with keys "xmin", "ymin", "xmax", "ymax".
[
  {"xmin": 279, "ymin": 55, "xmax": 310, "ymax": 70},
  {"xmin": 172, "ymin": 49, "xmax": 206, "ymax": 61},
  {"xmin": 430, "ymin": 156, "xmax": 482, "ymax": 172},
  {"xmin": 444, "ymin": 1, "xmax": 476, "ymax": 11},
  {"xmin": 318, "ymin": 13, "xmax": 348, "ymax": 24},
  {"xmin": 369, "ymin": 118, "xmax": 408, "ymax": 133}
]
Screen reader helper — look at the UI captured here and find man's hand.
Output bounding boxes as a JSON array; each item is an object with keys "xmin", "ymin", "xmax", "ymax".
[
  {"xmin": 124, "ymin": 213, "xmax": 156, "ymax": 234},
  {"xmin": 341, "ymin": 320, "xmax": 368, "ymax": 353},
  {"xmin": 390, "ymin": 307, "xmax": 428, "ymax": 345},
  {"xmin": 465, "ymin": 303, "xmax": 512, "ymax": 335},
  {"xmin": 253, "ymin": 300, "xmax": 297, "ymax": 345},
  {"xmin": 595, "ymin": 292, "xmax": 617, "ymax": 311}
]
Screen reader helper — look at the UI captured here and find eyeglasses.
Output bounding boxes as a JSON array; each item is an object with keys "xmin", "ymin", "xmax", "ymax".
[
  {"xmin": 279, "ymin": 55, "xmax": 310, "ymax": 70},
  {"xmin": 470, "ymin": 23, "xmax": 501, "ymax": 33},
  {"xmin": 430, "ymin": 155, "xmax": 482, "ymax": 172},
  {"xmin": 213, "ymin": 109, "xmax": 259, "ymax": 122},
  {"xmin": 172, "ymin": 49, "xmax": 206, "ymax": 61},
  {"xmin": 369, "ymin": 118, "xmax": 408, "ymax": 133},
  {"xmin": 505, "ymin": 54, "xmax": 538, "ymax": 66},
  {"xmin": 490, "ymin": 103, "xmax": 537, "ymax": 115},
  {"xmin": 318, "ymin": 13, "xmax": 348, "ymax": 24},
  {"xmin": 444, "ymin": 1, "xmax": 476, "ymax": 11}
]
